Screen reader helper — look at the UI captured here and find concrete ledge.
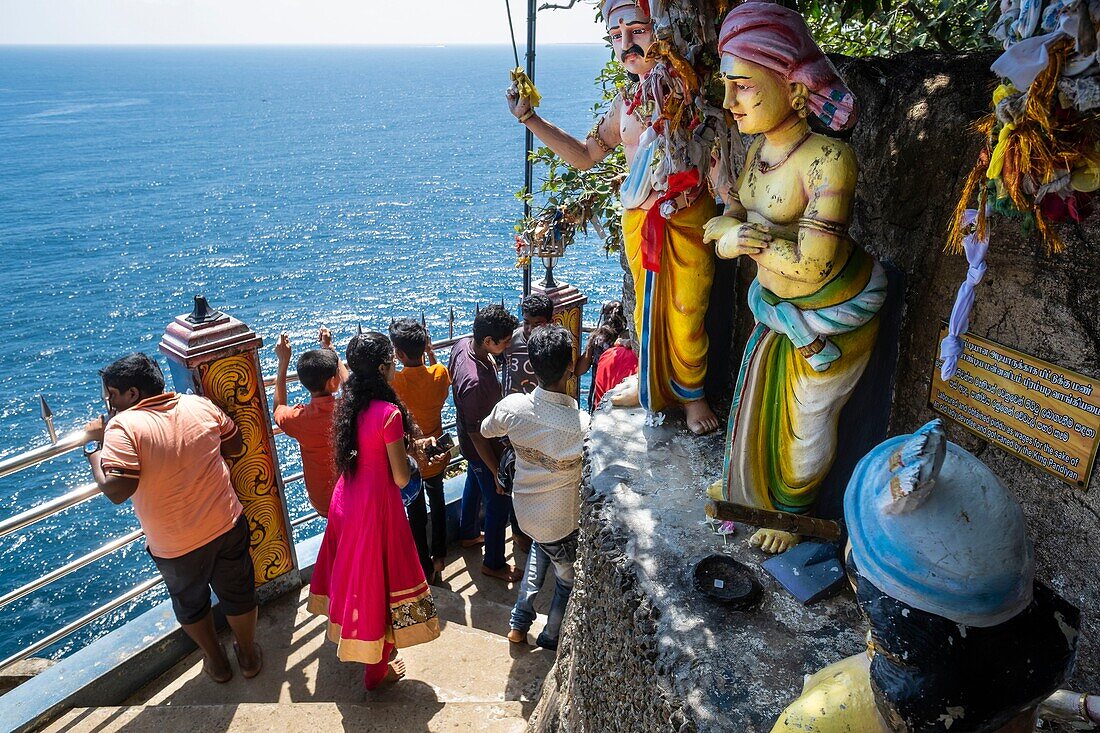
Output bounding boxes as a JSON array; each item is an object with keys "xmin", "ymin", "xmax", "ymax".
[
  {"xmin": 530, "ymin": 405, "xmax": 865, "ymax": 733},
  {"xmin": 0, "ymin": 535, "xmax": 321, "ymax": 733}
]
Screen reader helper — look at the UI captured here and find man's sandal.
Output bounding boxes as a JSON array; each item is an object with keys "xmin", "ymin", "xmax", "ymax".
[{"xmin": 233, "ymin": 641, "xmax": 263, "ymax": 679}]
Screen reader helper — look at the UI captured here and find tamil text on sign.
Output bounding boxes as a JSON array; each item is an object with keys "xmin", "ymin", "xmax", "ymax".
[{"xmin": 930, "ymin": 326, "xmax": 1100, "ymax": 489}]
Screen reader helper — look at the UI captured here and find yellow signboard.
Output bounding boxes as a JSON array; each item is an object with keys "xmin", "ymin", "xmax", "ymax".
[{"xmin": 930, "ymin": 325, "xmax": 1100, "ymax": 489}]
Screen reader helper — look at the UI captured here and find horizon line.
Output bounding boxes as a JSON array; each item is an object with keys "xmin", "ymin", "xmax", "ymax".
[{"xmin": 0, "ymin": 41, "xmax": 609, "ymax": 48}]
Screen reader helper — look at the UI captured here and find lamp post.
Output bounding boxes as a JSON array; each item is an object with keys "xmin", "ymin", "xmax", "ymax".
[
  {"xmin": 159, "ymin": 295, "xmax": 298, "ymax": 597},
  {"xmin": 520, "ymin": 210, "xmax": 588, "ymax": 399}
]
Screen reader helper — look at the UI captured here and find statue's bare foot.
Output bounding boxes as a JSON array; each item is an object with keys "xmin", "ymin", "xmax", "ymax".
[
  {"xmin": 749, "ymin": 529, "xmax": 800, "ymax": 554},
  {"xmin": 609, "ymin": 376, "xmax": 640, "ymax": 407},
  {"xmin": 685, "ymin": 399, "xmax": 720, "ymax": 435},
  {"xmin": 707, "ymin": 480, "xmax": 724, "ymax": 501}
]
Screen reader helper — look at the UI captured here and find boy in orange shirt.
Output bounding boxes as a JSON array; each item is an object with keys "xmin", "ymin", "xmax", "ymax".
[
  {"xmin": 390, "ymin": 318, "xmax": 452, "ymax": 582},
  {"xmin": 273, "ymin": 327, "xmax": 347, "ymax": 518}
]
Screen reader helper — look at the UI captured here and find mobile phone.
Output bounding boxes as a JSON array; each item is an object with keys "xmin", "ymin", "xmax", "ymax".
[{"xmin": 427, "ymin": 433, "xmax": 455, "ymax": 458}]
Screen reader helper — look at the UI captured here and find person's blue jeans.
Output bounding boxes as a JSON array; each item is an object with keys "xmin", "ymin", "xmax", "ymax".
[
  {"xmin": 459, "ymin": 458, "xmax": 512, "ymax": 570},
  {"xmin": 509, "ymin": 530, "xmax": 578, "ymax": 649}
]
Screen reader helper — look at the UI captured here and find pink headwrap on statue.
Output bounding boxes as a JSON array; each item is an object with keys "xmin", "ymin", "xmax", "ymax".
[
  {"xmin": 602, "ymin": 0, "xmax": 651, "ymax": 23},
  {"xmin": 719, "ymin": 2, "xmax": 857, "ymax": 132}
]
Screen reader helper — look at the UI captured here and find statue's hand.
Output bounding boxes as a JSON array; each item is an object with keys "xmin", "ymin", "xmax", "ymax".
[
  {"xmin": 505, "ymin": 83, "xmax": 532, "ymax": 121},
  {"xmin": 716, "ymin": 222, "xmax": 772, "ymax": 259},
  {"xmin": 703, "ymin": 215, "xmax": 739, "ymax": 244}
]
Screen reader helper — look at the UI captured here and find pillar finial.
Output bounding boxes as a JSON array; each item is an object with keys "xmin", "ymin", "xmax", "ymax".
[{"xmin": 185, "ymin": 295, "xmax": 224, "ymax": 325}]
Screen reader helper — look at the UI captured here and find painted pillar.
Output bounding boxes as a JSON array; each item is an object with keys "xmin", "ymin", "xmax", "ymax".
[
  {"xmin": 533, "ymin": 281, "xmax": 588, "ymax": 400},
  {"xmin": 158, "ymin": 296, "xmax": 297, "ymax": 591}
]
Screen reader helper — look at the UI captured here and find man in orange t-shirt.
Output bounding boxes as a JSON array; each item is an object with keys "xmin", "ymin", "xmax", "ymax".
[
  {"xmin": 84, "ymin": 352, "xmax": 261, "ymax": 684},
  {"xmin": 273, "ymin": 327, "xmax": 347, "ymax": 518},
  {"xmin": 390, "ymin": 318, "xmax": 452, "ymax": 582}
]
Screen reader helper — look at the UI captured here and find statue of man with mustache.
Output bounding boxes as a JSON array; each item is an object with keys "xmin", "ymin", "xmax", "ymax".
[{"xmin": 506, "ymin": 0, "xmax": 720, "ymax": 435}]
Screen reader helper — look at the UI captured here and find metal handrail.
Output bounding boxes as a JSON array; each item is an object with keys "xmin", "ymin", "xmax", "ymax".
[
  {"xmin": 0, "ymin": 482, "xmax": 102, "ymax": 541},
  {"xmin": 0, "ymin": 428, "xmax": 87, "ymax": 481},
  {"xmin": 0, "ymin": 325, "xmax": 582, "ymax": 485},
  {"xmin": 291, "ymin": 512, "xmax": 320, "ymax": 527},
  {"xmin": 0, "ymin": 575, "xmax": 163, "ymax": 673},
  {"xmin": 0, "ymin": 528, "xmax": 144, "ymax": 610},
  {"xmin": 285, "ymin": 452, "xmax": 464, "ymax": 531},
  {"xmin": 262, "ymin": 334, "xmax": 468, "ymax": 389}
]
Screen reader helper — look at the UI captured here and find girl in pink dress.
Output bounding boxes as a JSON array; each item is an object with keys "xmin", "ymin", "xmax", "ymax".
[{"xmin": 307, "ymin": 331, "xmax": 440, "ymax": 689}]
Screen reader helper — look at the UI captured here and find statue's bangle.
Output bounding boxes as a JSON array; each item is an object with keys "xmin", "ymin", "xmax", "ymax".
[
  {"xmin": 518, "ymin": 110, "xmax": 536, "ymax": 124},
  {"xmin": 798, "ymin": 337, "xmax": 827, "ymax": 359},
  {"xmin": 798, "ymin": 216, "xmax": 849, "ymax": 238},
  {"xmin": 589, "ymin": 133, "xmax": 613, "ymax": 154}
]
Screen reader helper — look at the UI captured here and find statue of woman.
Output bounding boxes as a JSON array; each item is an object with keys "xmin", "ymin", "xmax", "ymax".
[{"xmin": 705, "ymin": 2, "xmax": 886, "ymax": 554}]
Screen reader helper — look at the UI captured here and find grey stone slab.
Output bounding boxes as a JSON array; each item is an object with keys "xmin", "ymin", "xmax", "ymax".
[{"xmin": 533, "ymin": 404, "xmax": 865, "ymax": 733}]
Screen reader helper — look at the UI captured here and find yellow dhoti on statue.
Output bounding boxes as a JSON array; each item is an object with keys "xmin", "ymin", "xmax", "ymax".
[
  {"xmin": 623, "ymin": 195, "xmax": 717, "ymax": 413},
  {"xmin": 720, "ymin": 246, "xmax": 885, "ymax": 512}
]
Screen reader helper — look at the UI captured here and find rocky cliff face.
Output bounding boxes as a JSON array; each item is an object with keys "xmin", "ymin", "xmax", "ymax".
[{"xmin": 837, "ymin": 51, "xmax": 1100, "ymax": 689}]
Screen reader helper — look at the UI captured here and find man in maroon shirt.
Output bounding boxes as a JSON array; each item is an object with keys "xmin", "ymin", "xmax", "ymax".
[{"xmin": 449, "ymin": 305, "xmax": 521, "ymax": 582}]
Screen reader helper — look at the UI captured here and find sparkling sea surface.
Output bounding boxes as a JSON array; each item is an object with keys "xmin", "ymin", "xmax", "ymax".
[{"xmin": 0, "ymin": 45, "xmax": 621, "ymax": 663}]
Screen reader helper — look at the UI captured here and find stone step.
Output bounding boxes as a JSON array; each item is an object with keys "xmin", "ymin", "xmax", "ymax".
[
  {"xmin": 127, "ymin": 582, "xmax": 554, "ymax": 711},
  {"xmin": 45, "ymin": 701, "xmax": 528, "ymax": 732}
]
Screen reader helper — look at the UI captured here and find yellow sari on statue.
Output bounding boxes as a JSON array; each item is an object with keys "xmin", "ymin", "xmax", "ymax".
[
  {"xmin": 622, "ymin": 194, "xmax": 717, "ymax": 414},
  {"xmin": 720, "ymin": 246, "xmax": 885, "ymax": 512}
]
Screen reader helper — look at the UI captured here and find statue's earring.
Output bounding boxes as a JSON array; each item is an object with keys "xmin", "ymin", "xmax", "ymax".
[{"xmin": 793, "ymin": 95, "xmax": 808, "ymax": 118}]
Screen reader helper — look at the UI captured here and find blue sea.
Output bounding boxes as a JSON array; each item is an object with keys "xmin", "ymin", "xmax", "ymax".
[{"xmin": 0, "ymin": 45, "xmax": 621, "ymax": 664}]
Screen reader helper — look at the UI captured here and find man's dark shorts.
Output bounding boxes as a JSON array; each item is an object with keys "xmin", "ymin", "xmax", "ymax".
[{"xmin": 149, "ymin": 513, "xmax": 257, "ymax": 625}]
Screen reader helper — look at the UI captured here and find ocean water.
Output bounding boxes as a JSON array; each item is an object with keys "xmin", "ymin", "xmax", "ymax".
[{"xmin": 0, "ymin": 45, "xmax": 622, "ymax": 663}]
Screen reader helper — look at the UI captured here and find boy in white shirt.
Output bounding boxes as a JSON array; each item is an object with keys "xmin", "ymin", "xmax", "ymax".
[{"xmin": 480, "ymin": 324, "xmax": 589, "ymax": 650}]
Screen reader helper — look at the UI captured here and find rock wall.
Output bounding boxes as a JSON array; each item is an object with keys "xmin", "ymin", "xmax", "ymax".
[{"xmin": 835, "ymin": 51, "xmax": 1100, "ymax": 689}]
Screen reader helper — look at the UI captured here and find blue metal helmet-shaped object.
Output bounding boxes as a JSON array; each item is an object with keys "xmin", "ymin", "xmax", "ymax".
[{"xmin": 844, "ymin": 419, "xmax": 1034, "ymax": 627}]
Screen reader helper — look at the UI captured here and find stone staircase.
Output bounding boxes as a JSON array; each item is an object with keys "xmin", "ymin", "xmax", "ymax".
[{"xmin": 45, "ymin": 542, "xmax": 554, "ymax": 732}]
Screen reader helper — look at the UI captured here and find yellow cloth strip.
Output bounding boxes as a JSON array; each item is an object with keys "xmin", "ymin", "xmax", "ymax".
[{"xmin": 510, "ymin": 68, "xmax": 541, "ymax": 108}]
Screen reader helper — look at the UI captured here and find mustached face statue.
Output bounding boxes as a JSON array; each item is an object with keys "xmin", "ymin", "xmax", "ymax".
[{"xmin": 604, "ymin": 0, "xmax": 656, "ymax": 78}]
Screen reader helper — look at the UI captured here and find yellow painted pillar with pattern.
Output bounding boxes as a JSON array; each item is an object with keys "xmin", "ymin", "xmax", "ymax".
[
  {"xmin": 533, "ymin": 281, "xmax": 588, "ymax": 400},
  {"xmin": 159, "ymin": 296, "xmax": 297, "ymax": 591}
]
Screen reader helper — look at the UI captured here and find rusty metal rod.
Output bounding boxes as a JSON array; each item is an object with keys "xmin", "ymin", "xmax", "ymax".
[{"xmin": 705, "ymin": 500, "xmax": 842, "ymax": 542}]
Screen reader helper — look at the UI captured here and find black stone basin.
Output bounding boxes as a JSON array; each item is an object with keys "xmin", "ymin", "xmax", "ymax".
[{"xmin": 692, "ymin": 554, "xmax": 763, "ymax": 610}]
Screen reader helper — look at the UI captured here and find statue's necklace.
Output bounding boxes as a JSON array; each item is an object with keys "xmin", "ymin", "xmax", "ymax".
[{"xmin": 755, "ymin": 131, "xmax": 813, "ymax": 174}]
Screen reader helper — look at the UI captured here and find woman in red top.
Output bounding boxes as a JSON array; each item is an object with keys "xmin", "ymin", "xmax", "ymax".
[{"xmin": 593, "ymin": 336, "xmax": 639, "ymax": 408}]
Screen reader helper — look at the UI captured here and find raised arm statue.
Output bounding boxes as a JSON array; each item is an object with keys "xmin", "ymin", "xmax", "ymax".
[{"xmin": 506, "ymin": 0, "xmax": 720, "ymax": 435}]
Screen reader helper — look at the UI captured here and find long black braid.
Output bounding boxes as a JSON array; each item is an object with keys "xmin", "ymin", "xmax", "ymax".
[{"xmin": 333, "ymin": 332, "xmax": 419, "ymax": 478}]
